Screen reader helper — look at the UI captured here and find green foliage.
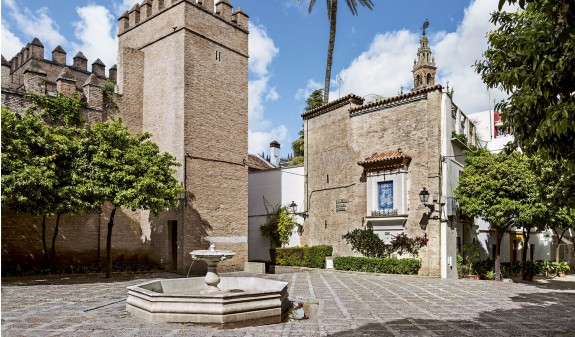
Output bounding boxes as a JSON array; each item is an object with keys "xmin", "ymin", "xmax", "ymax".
[
  {"xmin": 458, "ymin": 242, "xmax": 481, "ymax": 277},
  {"xmin": 272, "ymin": 245, "xmax": 333, "ymax": 268},
  {"xmin": 342, "ymin": 227, "xmax": 387, "ymax": 258},
  {"xmin": 451, "ymin": 131, "xmax": 468, "ymax": 145},
  {"xmin": 485, "ymin": 270, "xmax": 496, "ymax": 280},
  {"xmin": 26, "ymin": 92, "xmax": 84, "ymax": 126},
  {"xmin": 333, "ymin": 256, "xmax": 421, "ymax": 275},
  {"xmin": 260, "ymin": 205, "xmax": 297, "ymax": 247},
  {"xmin": 78, "ymin": 118, "xmax": 184, "ymax": 277},
  {"xmin": 554, "ymin": 261, "xmax": 571, "ymax": 274},
  {"xmin": 476, "ymin": 2, "xmax": 575, "ymax": 167},
  {"xmin": 521, "ymin": 260, "xmax": 540, "ymax": 276},
  {"xmin": 79, "ymin": 119, "xmax": 183, "ymax": 215},
  {"xmin": 342, "ymin": 228, "xmax": 428, "ymax": 258},
  {"xmin": 101, "ymin": 80, "xmax": 118, "ymax": 109},
  {"xmin": 305, "ymin": 89, "xmax": 324, "ymax": 112}
]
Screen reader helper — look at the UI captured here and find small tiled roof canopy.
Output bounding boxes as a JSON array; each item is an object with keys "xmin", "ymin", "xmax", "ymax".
[
  {"xmin": 358, "ymin": 149, "xmax": 412, "ymax": 171},
  {"xmin": 247, "ymin": 154, "xmax": 274, "ymax": 172}
]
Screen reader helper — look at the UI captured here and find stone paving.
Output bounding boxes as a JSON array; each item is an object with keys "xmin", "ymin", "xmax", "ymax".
[{"xmin": 2, "ymin": 268, "xmax": 575, "ymax": 336}]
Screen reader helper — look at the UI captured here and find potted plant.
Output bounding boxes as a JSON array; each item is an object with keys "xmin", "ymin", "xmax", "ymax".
[
  {"xmin": 460, "ymin": 242, "xmax": 481, "ymax": 279},
  {"xmin": 522, "ymin": 261, "xmax": 540, "ymax": 281},
  {"xmin": 556, "ymin": 261, "xmax": 570, "ymax": 277}
]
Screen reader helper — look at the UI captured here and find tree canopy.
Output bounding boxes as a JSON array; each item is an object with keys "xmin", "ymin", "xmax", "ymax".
[
  {"xmin": 455, "ymin": 149, "xmax": 538, "ymax": 280},
  {"xmin": 78, "ymin": 119, "xmax": 184, "ymax": 277},
  {"xmin": 476, "ymin": 1, "xmax": 575, "ymax": 168}
]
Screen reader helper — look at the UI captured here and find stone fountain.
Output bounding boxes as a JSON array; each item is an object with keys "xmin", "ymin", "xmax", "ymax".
[{"xmin": 126, "ymin": 244, "xmax": 289, "ymax": 324}]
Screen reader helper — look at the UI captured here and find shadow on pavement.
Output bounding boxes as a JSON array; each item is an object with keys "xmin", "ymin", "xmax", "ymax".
[{"xmin": 1, "ymin": 270, "xmax": 182, "ymax": 286}]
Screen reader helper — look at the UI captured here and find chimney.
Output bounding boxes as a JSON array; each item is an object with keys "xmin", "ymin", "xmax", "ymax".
[
  {"xmin": 270, "ymin": 140, "xmax": 281, "ymax": 167},
  {"xmin": 52, "ymin": 45, "xmax": 67, "ymax": 65}
]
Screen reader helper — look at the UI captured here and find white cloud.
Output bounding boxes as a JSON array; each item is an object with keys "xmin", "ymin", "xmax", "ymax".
[
  {"xmin": 2, "ymin": 0, "xmax": 66, "ymax": 53},
  {"xmin": 1, "ymin": 22, "xmax": 24, "ymax": 58},
  {"xmin": 248, "ymin": 22, "xmax": 289, "ymax": 154},
  {"xmin": 248, "ymin": 23, "xmax": 279, "ymax": 78},
  {"xmin": 113, "ymin": 0, "xmax": 140, "ymax": 16},
  {"xmin": 72, "ymin": 5, "xmax": 118, "ymax": 70},
  {"xmin": 329, "ymin": 0, "xmax": 507, "ymax": 114},
  {"xmin": 266, "ymin": 87, "xmax": 280, "ymax": 101},
  {"xmin": 330, "ymin": 29, "xmax": 419, "ymax": 101},
  {"xmin": 249, "ymin": 126, "xmax": 290, "ymax": 155},
  {"xmin": 295, "ymin": 79, "xmax": 322, "ymax": 100}
]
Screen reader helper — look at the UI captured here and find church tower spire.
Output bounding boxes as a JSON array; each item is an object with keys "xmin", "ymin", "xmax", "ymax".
[{"xmin": 412, "ymin": 20, "xmax": 436, "ymax": 90}]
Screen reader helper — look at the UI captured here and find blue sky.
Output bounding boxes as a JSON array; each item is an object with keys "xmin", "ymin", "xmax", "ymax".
[{"xmin": 1, "ymin": 0, "xmax": 507, "ymax": 156}]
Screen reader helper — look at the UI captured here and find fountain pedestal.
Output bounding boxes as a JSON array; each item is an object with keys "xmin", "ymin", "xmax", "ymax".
[{"xmin": 190, "ymin": 244, "xmax": 235, "ymax": 293}]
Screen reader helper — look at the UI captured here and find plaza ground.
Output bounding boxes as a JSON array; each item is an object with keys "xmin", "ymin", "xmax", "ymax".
[{"xmin": 2, "ymin": 268, "xmax": 574, "ymax": 336}]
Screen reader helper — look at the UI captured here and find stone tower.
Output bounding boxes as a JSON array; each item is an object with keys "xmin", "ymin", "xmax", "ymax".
[
  {"xmin": 117, "ymin": 0, "xmax": 249, "ymax": 273},
  {"xmin": 412, "ymin": 28, "xmax": 436, "ymax": 90}
]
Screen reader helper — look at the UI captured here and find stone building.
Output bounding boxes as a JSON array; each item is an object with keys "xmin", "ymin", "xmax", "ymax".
[
  {"xmin": 300, "ymin": 32, "xmax": 479, "ymax": 278},
  {"xmin": 1, "ymin": 0, "xmax": 249, "ymax": 274}
]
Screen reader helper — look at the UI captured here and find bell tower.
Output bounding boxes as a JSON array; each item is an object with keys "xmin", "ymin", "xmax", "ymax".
[{"xmin": 412, "ymin": 20, "xmax": 436, "ymax": 90}]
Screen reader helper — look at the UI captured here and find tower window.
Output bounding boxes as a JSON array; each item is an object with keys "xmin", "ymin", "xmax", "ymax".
[
  {"xmin": 427, "ymin": 73, "xmax": 431, "ymax": 85},
  {"xmin": 216, "ymin": 51, "xmax": 221, "ymax": 61},
  {"xmin": 417, "ymin": 75, "xmax": 422, "ymax": 86}
]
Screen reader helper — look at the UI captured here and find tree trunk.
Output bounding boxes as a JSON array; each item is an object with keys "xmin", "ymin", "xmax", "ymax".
[
  {"xmin": 495, "ymin": 229, "xmax": 504, "ymax": 281},
  {"xmin": 106, "ymin": 206, "xmax": 117, "ymax": 278},
  {"xmin": 323, "ymin": 0, "xmax": 338, "ymax": 104},
  {"xmin": 41, "ymin": 215, "xmax": 49, "ymax": 265},
  {"xmin": 521, "ymin": 226, "xmax": 531, "ymax": 280},
  {"xmin": 50, "ymin": 213, "xmax": 62, "ymax": 266},
  {"xmin": 553, "ymin": 228, "xmax": 567, "ymax": 263}
]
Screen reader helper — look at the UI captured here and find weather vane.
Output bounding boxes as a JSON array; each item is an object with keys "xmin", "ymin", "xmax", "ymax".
[{"xmin": 422, "ymin": 19, "xmax": 430, "ymax": 35}]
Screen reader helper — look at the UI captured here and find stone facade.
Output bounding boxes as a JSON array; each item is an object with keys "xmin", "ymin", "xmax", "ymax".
[
  {"xmin": 301, "ymin": 33, "xmax": 478, "ymax": 278},
  {"xmin": 116, "ymin": 0, "xmax": 249, "ymax": 274},
  {"xmin": 1, "ymin": 0, "xmax": 249, "ymax": 275}
]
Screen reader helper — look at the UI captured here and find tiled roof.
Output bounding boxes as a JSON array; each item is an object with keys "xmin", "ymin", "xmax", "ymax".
[
  {"xmin": 301, "ymin": 94, "xmax": 364, "ymax": 120},
  {"xmin": 358, "ymin": 149, "xmax": 412, "ymax": 170},
  {"xmin": 349, "ymin": 84, "xmax": 443, "ymax": 115},
  {"xmin": 247, "ymin": 154, "xmax": 274, "ymax": 171}
]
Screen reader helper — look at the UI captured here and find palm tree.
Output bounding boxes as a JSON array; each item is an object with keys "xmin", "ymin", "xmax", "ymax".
[{"xmin": 299, "ymin": 0, "xmax": 374, "ymax": 104}]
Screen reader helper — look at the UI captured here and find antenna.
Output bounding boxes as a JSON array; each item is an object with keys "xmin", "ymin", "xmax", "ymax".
[{"xmin": 336, "ymin": 74, "xmax": 344, "ymax": 98}]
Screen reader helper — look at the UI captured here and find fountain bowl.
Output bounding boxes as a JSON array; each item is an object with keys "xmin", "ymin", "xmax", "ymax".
[{"xmin": 126, "ymin": 277, "xmax": 289, "ymax": 323}]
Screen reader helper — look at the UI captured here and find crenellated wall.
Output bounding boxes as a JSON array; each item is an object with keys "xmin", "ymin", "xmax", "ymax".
[
  {"xmin": 117, "ymin": 0, "xmax": 248, "ymax": 36},
  {"xmin": 2, "ymin": 38, "xmax": 117, "ymax": 106}
]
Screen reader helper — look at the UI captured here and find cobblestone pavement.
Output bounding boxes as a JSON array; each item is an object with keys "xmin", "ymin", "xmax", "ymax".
[{"xmin": 2, "ymin": 269, "xmax": 574, "ymax": 336}]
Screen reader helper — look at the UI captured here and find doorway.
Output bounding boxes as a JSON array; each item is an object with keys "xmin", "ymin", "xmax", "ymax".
[{"xmin": 168, "ymin": 220, "xmax": 178, "ymax": 271}]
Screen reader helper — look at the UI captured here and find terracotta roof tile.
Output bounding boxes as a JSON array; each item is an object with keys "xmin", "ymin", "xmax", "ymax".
[
  {"xmin": 301, "ymin": 94, "xmax": 364, "ymax": 120},
  {"xmin": 349, "ymin": 84, "xmax": 443, "ymax": 115},
  {"xmin": 358, "ymin": 149, "xmax": 412, "ymax": 170},
  {"xmin": 247, "ymin": 154, "xmax": 274, "ymax": 171}
]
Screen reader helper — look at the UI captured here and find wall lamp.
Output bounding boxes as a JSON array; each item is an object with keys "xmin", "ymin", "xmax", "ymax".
[
  {"xmin": 288, "ymin": 201, "xmax": 308, "ymax": 219},
  {"xmin": 419, "ymin": 188, "xmax": 435, "ymax": 212}
]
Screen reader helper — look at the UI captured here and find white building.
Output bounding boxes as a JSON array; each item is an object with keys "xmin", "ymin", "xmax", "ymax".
[
  {"xmin": 247, "ymin": 142, "xmax": 304, "ymax": 261},
  {"xmin": 469, "ymin": 110, "xmax": 574, "ymax": 266}
]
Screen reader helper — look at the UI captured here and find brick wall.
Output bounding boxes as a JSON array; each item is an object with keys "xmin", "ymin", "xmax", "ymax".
[{"xmin": 303, "ymin": 89, "xmax": 444, "ymax": 276}]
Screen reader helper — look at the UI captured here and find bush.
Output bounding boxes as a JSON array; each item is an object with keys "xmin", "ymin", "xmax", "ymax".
[
  {"xmin": 342, "ymin": 228, "xmax": 427, "ymax": 258},
  {"xmin": 272, "ymin": 245, "xmax": 333, "ymax": 268},
  {"xmin": 333, "ymin": 256, "xmax": 421, "ymax": 275}
]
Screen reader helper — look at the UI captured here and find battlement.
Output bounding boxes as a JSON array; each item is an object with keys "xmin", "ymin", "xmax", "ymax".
[
  {"xmin": 1, "ymin": 37, "xmax": 119, "ymax": 112},
  {"xmin": 118, "ymin": 0, "xmax": 249, "ymax": 35}
]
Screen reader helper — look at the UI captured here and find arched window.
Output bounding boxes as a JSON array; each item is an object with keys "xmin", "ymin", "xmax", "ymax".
[
  {"xmin": 417, "ymin": 74, "xmax": 422, "ymax": 86},
  {"xmin": 426, "ymin": 73, "xmax": 432, "ymax": 85}
]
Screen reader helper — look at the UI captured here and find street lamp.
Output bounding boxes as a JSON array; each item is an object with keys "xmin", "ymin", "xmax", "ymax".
[
  {"xmin": 288, "ymin": 201, "xmax": 308, "ymax": 219},
  {"xmin": 419, "ymin": 187, "xmax": 430, "ymax": 204}
]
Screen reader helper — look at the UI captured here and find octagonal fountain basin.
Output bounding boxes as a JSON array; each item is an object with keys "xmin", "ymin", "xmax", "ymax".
[{"xmin": 126, "ymin": 277, "xmax": 289, "ymax": 324}]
